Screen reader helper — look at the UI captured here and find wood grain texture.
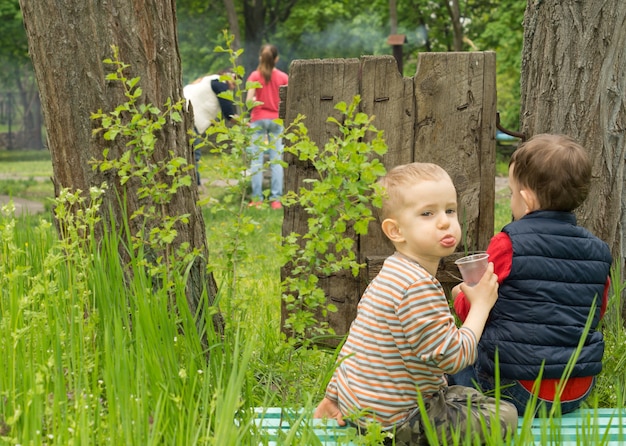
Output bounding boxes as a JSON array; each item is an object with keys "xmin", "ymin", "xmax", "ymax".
[{"xmin": 280, "ymin": 53, "xmax": 496, "ymax": 343}]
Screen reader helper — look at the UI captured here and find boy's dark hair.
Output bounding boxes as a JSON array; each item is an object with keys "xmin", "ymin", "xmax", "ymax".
[{"xmin": 510, "ymin": 133, "xmax": 591, "ymax": 211}]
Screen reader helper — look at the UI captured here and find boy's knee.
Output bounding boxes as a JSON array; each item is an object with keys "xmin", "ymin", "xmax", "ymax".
[{"xmin": 499, "ymin": 400, "xmax": 519, "ymax": 434}]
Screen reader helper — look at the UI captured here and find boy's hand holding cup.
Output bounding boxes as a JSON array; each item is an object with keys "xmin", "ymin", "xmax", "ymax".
[
  {"xmin": 455, "ymin": 252, "xmax": 490, "ymax": 286},
  {"xmin": 455, "ymin": 253, "xmax": 498, "ymax": 310}
]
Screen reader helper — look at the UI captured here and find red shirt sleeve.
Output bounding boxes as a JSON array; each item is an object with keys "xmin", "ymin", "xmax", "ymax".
[
  {"xmin": 453, "ymin": 232, "xmax": 513, "ymax": 321},
  {"xmin": 600, "ymin": 276, "xmax": 610, "ymax": 318}
]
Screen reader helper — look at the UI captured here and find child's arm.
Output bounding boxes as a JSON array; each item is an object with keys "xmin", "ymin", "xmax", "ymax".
[
  {"xmin": 600, "ymin": 276, "xmax": 611, "ymax": 318},
  {"xmin": 458, "ymin": 262, "xmax": 499, "ymax": 341},
  {"xmin": 314, "ymin": 397, "xmax": 345, "ymax": 426},
  {"xmin": 453, "ymin": 232, "xmax": 513, "ymax": 321},
  {"xmin": 246, "ymin": 87, "xmax": 255, "ymax": 103},
  {"xmin": 245, "ymin": 72, "xmax": 258, "ymax": 104}
]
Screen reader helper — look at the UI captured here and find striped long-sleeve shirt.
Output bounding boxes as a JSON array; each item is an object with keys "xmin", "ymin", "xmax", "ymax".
[{"xmin": 326, "ymin": 252, "xmax": 478, "ymax": 428}]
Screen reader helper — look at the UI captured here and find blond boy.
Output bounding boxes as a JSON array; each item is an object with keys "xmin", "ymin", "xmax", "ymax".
[{"xmin": 315, "ymin": 163, "xmax": 518, "ymax": 444}]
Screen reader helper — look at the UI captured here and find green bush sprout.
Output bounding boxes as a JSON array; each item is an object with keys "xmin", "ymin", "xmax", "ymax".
[{"xmin": 280, "ymin": 97, "xmax": 387, "ymax": 346}]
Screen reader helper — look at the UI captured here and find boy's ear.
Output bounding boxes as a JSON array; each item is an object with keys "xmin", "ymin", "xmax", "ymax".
[
  {"xmin": 520, "ymin": 189, "xmax": 540, "ymax": 214},
  {"xmin": 381, "ymin": 218, "xmax": 404, "ymax": 242}
]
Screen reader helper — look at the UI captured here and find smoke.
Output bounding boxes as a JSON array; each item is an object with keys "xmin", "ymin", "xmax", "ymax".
[
  {"xmin": 275, "ymin": 18, "xmax": 429, "ymax": 77},
  {"xmin": 297, "ymin": 19, "xmax": 389, "ymax": 59}
]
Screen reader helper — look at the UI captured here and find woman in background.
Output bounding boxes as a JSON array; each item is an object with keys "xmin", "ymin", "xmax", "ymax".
[{"xmin": 246, "ymin": 44, "xmax": 289, "ymax": 210}]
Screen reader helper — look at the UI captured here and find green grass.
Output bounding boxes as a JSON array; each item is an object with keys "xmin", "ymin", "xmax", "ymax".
[
  {"xmin": 0, "ymin": 149, "xmax": 513, "ymax": 232},
  {"xmin": 0, "ymin": 178, "xmax": 54, "ymax": 205},
  {"xmin": 494, "ymin": 183, "xmax": 512, "ymax": 232},
  {"xmin": 494, "ymin": 147, "xmax": 513, "ymax": 232},
  {"xmin": 0, "ymin": 150, "xmax": 54, "ymax": 211},
  {"xmin": 0, "ymin": 148, "xmax": 624, "ymax": 444},
  {"xmin": 496, "ymin": 146, "xmax": 512, "ymax": 177},
  {"xmin": 0, "ymin": 149, "xmax": 52, "ymax": 177}
]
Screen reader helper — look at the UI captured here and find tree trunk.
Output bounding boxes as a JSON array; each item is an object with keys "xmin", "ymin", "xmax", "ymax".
[
  {"xmin": 389, "ymin": 0, "xmax": 398, "ymax": 35},
  {"xmin": 242, "ymin": 0, "xmax": 266, "ymax": 76},
  {"xmin": 223, "ymin": 0, "xmax": 242, "ymax": 53},
  {"xmin": 15, "ymin": 70, "xmax": 43, "ymax": 150},
  {"xmin": 446, "ymin": 0, "xmax": 464, "ymax": 51},
  {"xmin": 240, "ymin": 0, "xmax": 298, "ymax": 76},
  {"xmin": 520, "ymin": 1, "xmax": 626, "ymax": 315},
  {"xmin": 19, "ymin": 0, "xmax": 223, "ymax": 336}
]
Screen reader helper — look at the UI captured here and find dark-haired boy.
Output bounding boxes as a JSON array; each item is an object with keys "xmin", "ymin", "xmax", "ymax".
[{"xmin": 451, "ymin": 134, "xmax": 612, "ymax": 416}]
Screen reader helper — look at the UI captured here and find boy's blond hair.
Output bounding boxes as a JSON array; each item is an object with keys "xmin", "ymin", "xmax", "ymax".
[
  {"xmin": 510, "ymin": 134, "xmax": 591, "ymax": 211},
  {"xmin": 377, "ymin": 162, "xmax": 452, "ymax": 221}
]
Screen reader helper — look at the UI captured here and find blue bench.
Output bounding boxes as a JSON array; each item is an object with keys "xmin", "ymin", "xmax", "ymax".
[
  {"xmin": 520, "ymin": 408, "xmax": 625, "ymax": 445},
  {"xmin": 252, "ymin": 407, "xmax": 625, "ymax": 445}
]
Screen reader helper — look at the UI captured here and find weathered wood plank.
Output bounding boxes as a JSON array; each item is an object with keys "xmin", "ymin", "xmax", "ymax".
[
  {"xmin": 413, "ymin": 51, "xmax": 496, "ymax": 251},
  {"xmin": 359, "ymin": 55, "xmax": 415, "ymax": 167},
  {"xmin": 279, "ymin": 54, "xmax": 497, "ymax": 344},
  {"xmin": 280, "ymin": 59, "xmax": 362, "ymax": 344},
  {"xmin": 358, "ymin": 55, "xmax": 415, "ymax": 301}
]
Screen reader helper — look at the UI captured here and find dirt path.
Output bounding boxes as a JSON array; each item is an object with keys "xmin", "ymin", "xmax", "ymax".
[
  {"xmin": 495, "ymin": 176, "xmax": 508, "ymax": 191},
  {"xmin": 0, "ymin": 173, "xmax": 49, "ymax": 215},
  {"xmin": 0, "ymin": 195, "xmax": 45, "ymax": 216},
  {"xmin": 0, "ymin": 176, "xmax": 510, "ymax": 217}
]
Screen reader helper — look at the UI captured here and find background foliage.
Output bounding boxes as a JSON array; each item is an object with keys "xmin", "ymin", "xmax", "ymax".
[
  {"xmin": 0, "ymin": 0, "xmax": 524, "ymax": 139},
  {"xmin": 178, "ymin": 0, "xmax": 524, "ymax": 131}
]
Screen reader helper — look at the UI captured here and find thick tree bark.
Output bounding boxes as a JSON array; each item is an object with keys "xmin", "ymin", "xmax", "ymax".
[
  {"xmin": 389, "ymin": 0, "xmax": 398, "ymax": 35},
  {"xmin": 223, "ymin": 0, "xmax": 242, "ymax": 53},
  {"xmin": 19, "ymin": 0, "xmax": 223, "ymax": 335},
  {"xmin": 242, "ymin": 0, "xmax": 266, "ymax": 76},
  {"xmin": 446, "ymin": 0, "xmax": 464, "ymax": 51},
  {"xmin": 241, "ymin": 0, "xmax": 298, "ymax": 76},
  {"xmin": 14, "ymin": 67, "xmax": 43, "ymax": 150},
  {"xmin": 520, "ymin": 2, "xmax": 626, "ymax": 313}
]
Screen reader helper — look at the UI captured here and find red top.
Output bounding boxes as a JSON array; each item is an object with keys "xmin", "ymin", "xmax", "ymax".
[
  {"xmin": 247, "ymin": 68, "xmax": 289, "ymax": 122},
  {"xmin": 454, "ymin": 231, "xmax": 610, "ymax": 401}
]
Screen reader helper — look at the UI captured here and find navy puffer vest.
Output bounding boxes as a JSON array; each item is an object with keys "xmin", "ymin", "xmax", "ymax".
[{"xmin": 476, "ymin": 210, "xmax": 612, "ymax": 380}]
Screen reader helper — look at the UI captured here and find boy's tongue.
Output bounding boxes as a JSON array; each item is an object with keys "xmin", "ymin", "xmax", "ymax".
[{"xmin": 440, "ymin": 236, "xmax": 456, "ymax": 248}]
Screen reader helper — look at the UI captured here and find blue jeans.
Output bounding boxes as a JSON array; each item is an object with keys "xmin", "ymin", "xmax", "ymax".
[
  {"xmin": 194, "ymin": 148, "xmax": 201, "ymax": 185},
  {"xmin": 448, "ymin": 365, "xmax": 594, "ymax": 416},
  {"xmin": 248, "ymin": 119, "xmax": 284, "ymax": 201}
]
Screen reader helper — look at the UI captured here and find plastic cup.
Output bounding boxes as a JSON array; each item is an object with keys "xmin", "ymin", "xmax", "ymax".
[{"xmin": 454, "ymin": 253, "xmax": 489, "ymax": 286}]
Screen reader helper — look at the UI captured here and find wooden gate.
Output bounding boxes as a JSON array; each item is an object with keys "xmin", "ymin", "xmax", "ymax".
[{"xmin": 279, "ymin": 52, "xmax": 497, "ymax": 345}]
